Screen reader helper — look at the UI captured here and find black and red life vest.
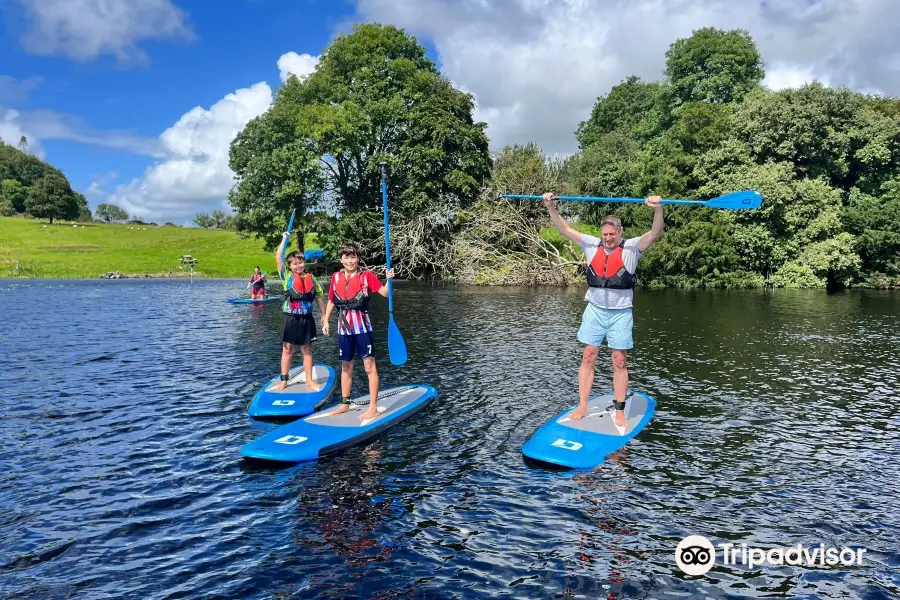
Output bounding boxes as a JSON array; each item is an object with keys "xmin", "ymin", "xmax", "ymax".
[
  {"xmin": 331, "ymin": 270, "xmax": 371, "ymax": 312},
  {"xmin": 283, "ymin": 272, "xmax": 315, "ymax": 303},
  {"xmin": 586, "ymin": 241, "xmax": 635, "ymax": 289}
]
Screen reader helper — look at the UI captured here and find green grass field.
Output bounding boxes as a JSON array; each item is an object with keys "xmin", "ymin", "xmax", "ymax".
[{"xmin": 0, "ymin": 217, "xmax": 319, "ymax": 279}]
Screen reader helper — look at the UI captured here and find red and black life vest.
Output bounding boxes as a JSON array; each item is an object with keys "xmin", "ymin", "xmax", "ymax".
[
  {"xmin": 586, "ymin": 241, "xmax": 635, "ymax": 289},
  {"xmin": 332, "ymin": 270, "xmax": 371, "ymax": 312},
  {"xmin": 284, "ymin": 273, "xmax": 315, "ymax": 303}
]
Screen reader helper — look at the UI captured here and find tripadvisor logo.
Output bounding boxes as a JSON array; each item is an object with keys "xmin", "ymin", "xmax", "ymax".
[
  {"xmin": 676, "ymin": 536, "xmax": 716, "ymax": 576},
  {"xmin": 675, "ymin": 535, "xmax": 866, "ymax": 576}
]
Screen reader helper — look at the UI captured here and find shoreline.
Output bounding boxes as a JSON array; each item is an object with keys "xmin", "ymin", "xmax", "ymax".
[{"xmin": 1, "ymin": 272, "xmax": 897, "ymax": 290}]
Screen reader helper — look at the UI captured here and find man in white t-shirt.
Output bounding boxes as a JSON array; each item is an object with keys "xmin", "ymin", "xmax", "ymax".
[{"xmin": 542, "ymin": 192, "xmax": 664, "ymax": 428}]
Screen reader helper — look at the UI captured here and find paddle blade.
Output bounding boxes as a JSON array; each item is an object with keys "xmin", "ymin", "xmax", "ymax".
[
  {"xmin": 706, "ymin": 190, "xmax": 762, "ymax": 210},
  {"xmin": 387, "ymin": 315, "xmax": 407, "ymax": 366}
]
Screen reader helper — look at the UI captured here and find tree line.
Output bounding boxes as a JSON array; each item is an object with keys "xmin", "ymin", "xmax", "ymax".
[
  {"xmin": 6, "ymin": 24, "xmax": 897, "ymax": 288},
  {"xmin": 0, "ymin": 136, "xmax": 91, "ymax": 224},
  {"xmin": 227, "ymin": 23, "xmax": 899, "ymax": 289},
  {"xmin": 1, "ymin": 139, "xmax": 230, "ymax": 229}
]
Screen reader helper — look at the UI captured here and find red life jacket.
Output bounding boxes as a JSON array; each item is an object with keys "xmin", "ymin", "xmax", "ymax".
[
  {"xmin": 284, "ymin": 273, "xmax": 315, "ymax": 303},
  {"xmin": 332, "ymin": 270, "xmax": 371, "ymax": 312},
  {"xmin": 586, "ymin": 241, "xmax": 635, "ymax": 289}
]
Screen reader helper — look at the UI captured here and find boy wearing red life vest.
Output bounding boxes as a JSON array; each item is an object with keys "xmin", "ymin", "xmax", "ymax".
[
  {"xmin": 542, "ymin": 192, "xmax": 664, "ymax": 428},
  {"xmin": 274, "ymin": 233, "xmax": 327, "ymax": 392},
  {"xmin": 321, "ymin": 243, "xmax": 395, "ymax": 421}
]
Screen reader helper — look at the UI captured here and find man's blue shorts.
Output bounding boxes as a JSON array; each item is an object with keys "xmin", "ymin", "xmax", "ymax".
[
  {"xmin": 338, "ymin": 331, "xmax": 375, "ymax": 361},
  {"xmin": 577, "ymin": 304, "xmax": 634, "ymax": 350}
]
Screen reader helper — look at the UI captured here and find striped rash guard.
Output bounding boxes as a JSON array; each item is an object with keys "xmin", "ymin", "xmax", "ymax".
[{"xmin": 328, "ymin": 269, "xmax": 383, "ymax": 335}]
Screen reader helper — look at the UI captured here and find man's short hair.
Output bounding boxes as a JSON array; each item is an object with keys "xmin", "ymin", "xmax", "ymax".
[{"xmin": 601, "ymin": 215, "xmax": 622, "ymax": 229}]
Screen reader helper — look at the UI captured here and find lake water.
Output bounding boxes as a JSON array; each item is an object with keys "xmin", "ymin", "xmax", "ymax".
[{"xmin": 1, "ymin": 279, "xmax": 898, "ymax": 599}]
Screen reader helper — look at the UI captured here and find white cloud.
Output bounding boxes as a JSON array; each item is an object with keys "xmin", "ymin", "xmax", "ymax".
[
  {"xmin": 15, "ymin": 0, "xmax": 193, "ymax": 63},
  {"xmin": 104, "ymin": 82, "xmax": 274, "ymax": 223},
  {"xmin": 764, "ymin": 65, "xmax": 831, "ymax": 91},
  {"xmin": 0, "ymin": 103, "xmax": 164, "ymax": 157},
  {"xmin": 352, "ymin": 0, "xmax": 900, "ymax": 154},
  {"xmin": 278, "ymin": 52, "xmax": 319, "ymax": 82},
  {"xmin": 97, "ymin": 50, "xmax": 323, "ymax": 224},
  {"xmin": 0, "ymin": 109, "xmax": 45, "ymax": 157}
]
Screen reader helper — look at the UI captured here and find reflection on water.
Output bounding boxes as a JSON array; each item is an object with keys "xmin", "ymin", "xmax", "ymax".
[{"xmin": 0, "ymin": 279, "xmax": 898, "ymax": 599}]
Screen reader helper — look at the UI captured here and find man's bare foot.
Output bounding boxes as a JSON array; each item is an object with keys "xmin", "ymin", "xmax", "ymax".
[
  {"xmin": 569, "ymin": 404, "xmax": 588, "ymax": 420},
  {"xmin": 359, "ymin": 407, "xmax": 379, "ymax": 421},
  {"xmin": 306, "ymin": 380, "xmax": 323, "ymax": 392},
  {"xmin": 614, "ymin": 409, "xmax": 627, "ymax": 428},
  {"xmin": 275, "ymin": 380, "xmax": 287, "ymax": 391},
  {"xmin": 330, "ymin": 404, "xmax": 349, "ymax": 416}
]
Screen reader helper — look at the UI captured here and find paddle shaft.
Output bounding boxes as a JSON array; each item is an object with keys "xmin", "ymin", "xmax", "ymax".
[
  {"xmin": 380, "ymin": 163, "xmax": 394, "ymax": 314},
  {"xmin": 502, "ymin": 194, "xmax": 711, "ymax": 206},
  {"xmin": 280, "ymin": 209, "xmax": 297, "ymax": 268}
]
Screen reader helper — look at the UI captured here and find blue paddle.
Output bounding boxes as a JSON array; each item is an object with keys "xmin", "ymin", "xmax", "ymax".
[
  {"xmin": 279, "ymin": 209, "xmax": 297, "ymax": 276},
  {"xmin": 500, "ymin": 189, "xmax": 762, "ymax": 210},
  {"xmin": 380, "ymin": 162, "xmax": 408, "ymax": 366}
]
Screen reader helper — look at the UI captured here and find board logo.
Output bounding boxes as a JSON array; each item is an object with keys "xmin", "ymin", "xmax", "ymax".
[
  {"xmin": 272, "ymin": 400, "xmax": 296, "ymax": 406},
  {"xmin": 676, "ymin": 535, "xmax": 715, "ymax": 576},
  {"xmin": 551, "ymin": 438, "xmax": 583, "ymax": 451},
  {"xmin": 275, "ymin": 435, "xmax": 308, "ymax": 445}
]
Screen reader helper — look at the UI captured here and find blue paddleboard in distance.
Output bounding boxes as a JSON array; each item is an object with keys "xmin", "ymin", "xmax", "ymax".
[
  {"xmin": 240, "ymin": 384, "xmax": 438, "ymax": 463},
  {"xmin": 248, "ymin": 364, "xmax": 337, "ymax": 419},
  {"xmin": 228, "ymin": 297, "xmax": 280, "ymax": 304},
  {"xmin": 522, "ymin": 391, "xmax": 656, "ymax": 469}
]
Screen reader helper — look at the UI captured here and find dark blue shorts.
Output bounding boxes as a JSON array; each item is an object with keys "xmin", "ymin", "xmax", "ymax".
[{"xmin": 338, "ymin": 331, "xmax": 375, "ymax": 361}]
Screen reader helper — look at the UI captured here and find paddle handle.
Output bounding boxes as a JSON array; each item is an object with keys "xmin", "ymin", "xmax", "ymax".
[
  {"xmin": 380, "ymin": 162, "xmax": 394, "ymax": 315},
  {"xmin": 501, "ymin": 194, "xmax": 705, "ymax": 206}
]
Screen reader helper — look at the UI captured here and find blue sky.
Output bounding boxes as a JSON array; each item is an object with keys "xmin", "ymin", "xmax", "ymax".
[
  {"xmin": 0, "ymin": 0, "xmax": 438, "ymax": 223},
  {"xmin": 1, "ymin": 0, "xmax": 897, "ymax": 224}
]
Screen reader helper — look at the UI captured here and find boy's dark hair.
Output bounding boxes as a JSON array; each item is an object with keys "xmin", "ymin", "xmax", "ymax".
[
  {"xmin": 338, "ymin": 243, "xmax": 359, "ymax": 258},
  {"xmin": 285, "ymin": 251, "xmax": 305, "ymax": 264}
]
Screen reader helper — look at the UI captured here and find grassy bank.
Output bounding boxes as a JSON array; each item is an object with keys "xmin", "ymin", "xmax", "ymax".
[{"xmin": 0, "ymin": 217, "xmax": 319, "ymax": 279}]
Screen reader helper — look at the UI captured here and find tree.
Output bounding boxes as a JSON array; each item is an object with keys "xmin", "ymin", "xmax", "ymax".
[
  {"xmin": 665, "ymin": 27, "xmax": 764, "ymax": 105},
  {"xmin": 0, "ymin": 179, "xmax": 27, "ymax": 212},
  {"xmin": 220, "ymin": 214, "xmax": 238, "ymax": 230},
  {"xmin": 74, "ymin": 192, "xmax": 92, "ymax": 221},
  {"xmin": 95, "ymin": 203, "xmax": 128, "ymax": 223},
  {"xmin": 24, "ymin": 171, "xmax": 79, "ymax": 224},
  {"xmin": 211, "ymin": 209, "xmax": 226, "ymax": 228},
  {"xmin": 731, "ymin": 84, "xmax": 863, "ymax": 184},
  {"xmin": 193, "ymin": 212, "xmax": 216, "ymax": 228},
  {"xmin": 229, "ymin": 23, "xmax": 491, "ymax": 274},
  {"xmin": 576, "ymin": 76, "xmax": 669, "ymax": 148},
  {"xmin": 18, "ymin": 136, "xmax": 28, "ymax": 154}
]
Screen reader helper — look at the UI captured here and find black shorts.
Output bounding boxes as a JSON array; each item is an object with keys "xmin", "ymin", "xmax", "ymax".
[{"xmin": 282, "ymin": 313, "xmax": 317, "ymax": 346}]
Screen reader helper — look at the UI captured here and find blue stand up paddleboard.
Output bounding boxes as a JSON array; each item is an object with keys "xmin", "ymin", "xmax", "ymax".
[
  {"xmin": 248, "ymin": 364, "xmax": 337, "ymax": 419},
  {"xmin": 240, "ymin": 384, "xmax": 437, "ymax": 463},
  {"xmin": 228, "ymin": 297, "xmax": 280, "ymax": 304},
  {"xmin": 522, "ymin": 391, "xmax": 656, "ymax": 469}
]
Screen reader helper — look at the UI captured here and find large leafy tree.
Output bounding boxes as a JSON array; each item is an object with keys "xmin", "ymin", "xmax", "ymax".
[
  {"xmin": 24, "ymin": 171, "xmax": 79, "ymax": 224},
  {"xmin": 229, "ymin": 23, "xmax": 491, "ymax": 273},
  {"xmin": 564, "ymin": 26, "xmax": 900, "ymax": 289},
  {"xmin": 95, "ymin": 203, "xmax": 128, "ymax": 223},
  {"xmin": 665, "ymin": 27, "xmax": 764, "ymax": 105}
]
